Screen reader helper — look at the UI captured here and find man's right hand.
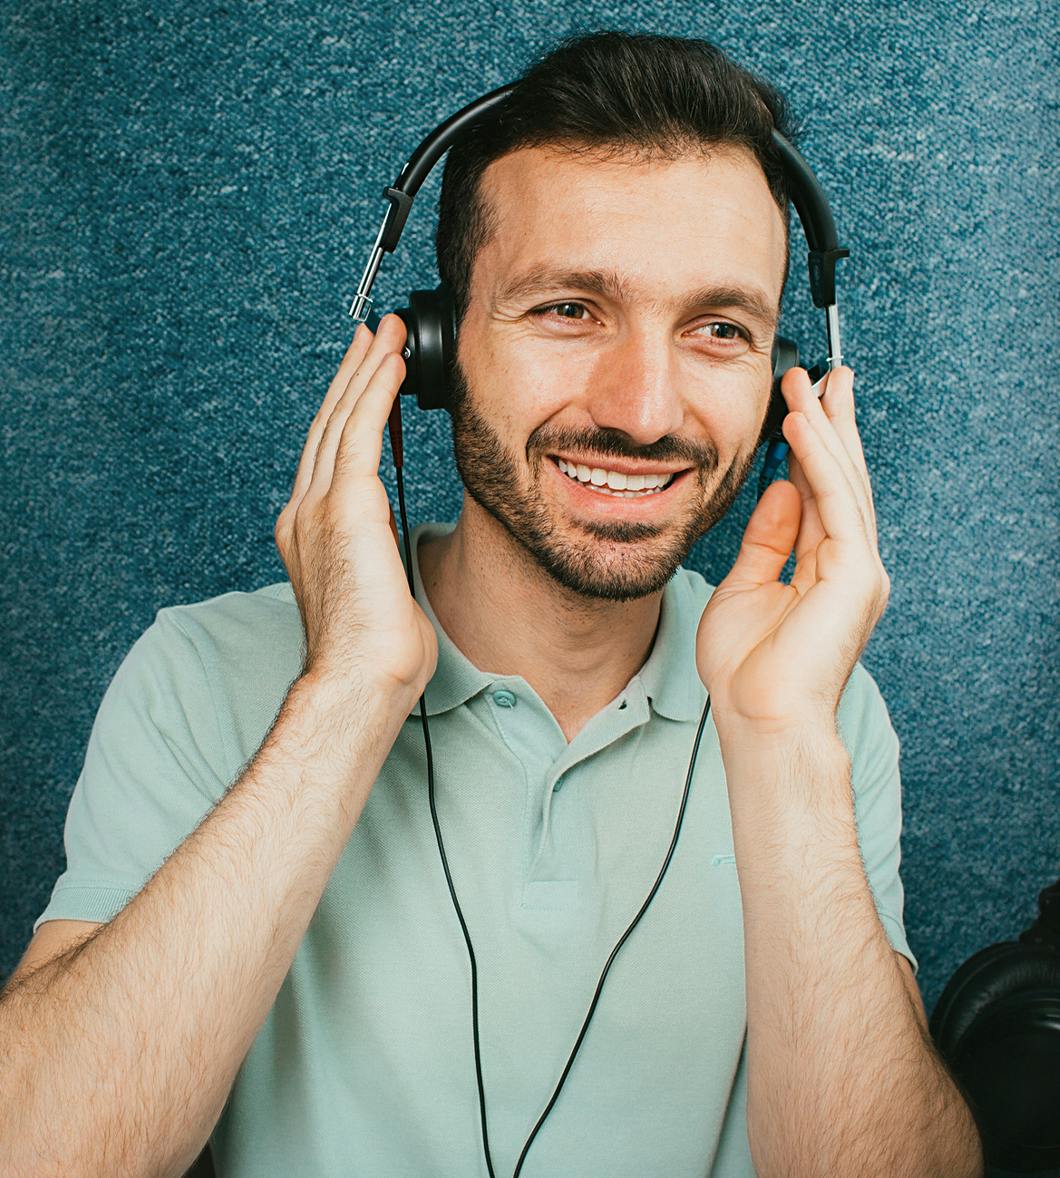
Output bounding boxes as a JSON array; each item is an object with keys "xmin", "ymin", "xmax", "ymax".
[{"xmin": 274, "ymin": 312, "xmax": 438, "ymax": 700}]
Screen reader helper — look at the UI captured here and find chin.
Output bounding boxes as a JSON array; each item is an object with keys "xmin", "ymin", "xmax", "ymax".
[{"xmin": 536, "ymin": 509, "xmax": 699, "ymax": 602}]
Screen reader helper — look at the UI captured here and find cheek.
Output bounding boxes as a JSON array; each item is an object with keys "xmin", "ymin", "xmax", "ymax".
[
  {"xmin": 683, "ymin": 376, "xmax": 773, "ymax": 478},
  {"xmin": 491, "ymin": 340, "xmax": 594, "ymax": 426}
]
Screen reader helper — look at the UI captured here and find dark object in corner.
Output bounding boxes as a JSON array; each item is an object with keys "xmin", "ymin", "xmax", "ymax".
[
  {"xmin": 182, "ymin": 1144, "xmax": 215, "ymax": 1177},
  {"xmin": 931, "ymin": 878, "xmax": 1060, "ymax": 1175}
]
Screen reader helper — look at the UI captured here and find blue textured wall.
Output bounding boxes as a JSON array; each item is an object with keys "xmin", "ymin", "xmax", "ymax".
[{"xmin": 2, "ymin": 0, "xmax": 1056, "ymax": 1031}]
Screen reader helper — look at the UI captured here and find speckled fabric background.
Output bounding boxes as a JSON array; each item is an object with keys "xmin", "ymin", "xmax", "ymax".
[{"xmin": 2, "ymin": 0, "xmax": 1056, "ymax": 1044}]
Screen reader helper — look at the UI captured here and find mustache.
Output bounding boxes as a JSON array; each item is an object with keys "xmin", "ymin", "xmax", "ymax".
[
  {"xmin": 448, "ymin": 364, "xmax": 718, "ymax": 470},
  {"xmin": 531, "ymin": 427, "xmax": 715, "ymax": 470}
]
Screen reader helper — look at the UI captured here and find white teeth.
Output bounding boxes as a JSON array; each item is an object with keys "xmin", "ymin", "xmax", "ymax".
[{"xmin": 555, "ymin": 454, "xmax": 678, "ymax": 492}]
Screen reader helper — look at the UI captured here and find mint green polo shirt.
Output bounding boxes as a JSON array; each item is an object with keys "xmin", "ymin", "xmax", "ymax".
[{"xmin": 34, "ymin": 519, "xmax": 917, "ymax": 1177}]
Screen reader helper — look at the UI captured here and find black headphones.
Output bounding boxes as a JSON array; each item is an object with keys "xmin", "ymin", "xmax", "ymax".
[
  {"xmin": 929, "ymin": 878, "xmax": 1060, "ymax": 1173},
  {"xmin": 345, "ymin": 81, "xmax": 851, "ymax": 1178},
  {"xmin": 349, "ymin": 80, "xmax": 850, "ymax": 502}
]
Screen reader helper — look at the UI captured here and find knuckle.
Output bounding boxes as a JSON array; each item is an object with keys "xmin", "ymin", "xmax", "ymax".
[
  {"xmin": 290, "ymin": 493, "xmax": 321, "ymax": 538},
  {"xmin": 369, "ymin": 352, "xmax": 396, "ymax": 383},
  {"xmin": 299, "ymin": 492, "xmax": 325, "ymax": 524},
  {"xmin": 334, "ymin": 429, "xmax": 359, "ymax": 471},
  {"xmin": 318, "ymin": 410, "xmax": 340, "ymax": 445}
]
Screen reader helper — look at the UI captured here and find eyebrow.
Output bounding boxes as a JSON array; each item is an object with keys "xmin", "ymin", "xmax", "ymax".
[{"xmin": 493, "ymin": 266, "xmax": 779, "ymax": 331}]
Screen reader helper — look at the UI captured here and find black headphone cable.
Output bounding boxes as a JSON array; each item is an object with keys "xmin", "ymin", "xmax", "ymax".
[
  {"xmin": 392, "ymin": 457, "xmax": 712, "ymax": 1178},
  {"xmin": 355, "ymin": 73, "xmax": 848, "ymax": 1176}
]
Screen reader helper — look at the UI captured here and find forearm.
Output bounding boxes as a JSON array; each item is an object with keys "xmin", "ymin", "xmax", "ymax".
[
  {"xmin": 719, "ymin": 729, "xmax": 983, "ymax": 1178},
  {"xmin": 0, "ymin": 672, "xmax": 413, "ymax": 1178}
]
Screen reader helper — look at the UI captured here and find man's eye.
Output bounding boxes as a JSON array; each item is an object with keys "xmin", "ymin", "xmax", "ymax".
[
  {"xmin": 694, "ymin": 321, "xmax": 749, "ymax": 344},
  {"xmin": 532, "ymin": 302, "xmax": 590, "ymax": 321},
  {"xmin": 529, "ymin": 306, "xmax": 750, "ymax": 348}
]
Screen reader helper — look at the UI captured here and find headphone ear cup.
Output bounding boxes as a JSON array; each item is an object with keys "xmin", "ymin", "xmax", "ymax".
[
  {"xmin": 928, "ymin": 941, "xmax": 1060, "ymax": 1171},
  {"xmin": 762, "ymin": 335, "xmax": 800, "ymax": 445},
  {"xmin": 392, "ymin": 285, "xmax": 457, "ymax": 413}
]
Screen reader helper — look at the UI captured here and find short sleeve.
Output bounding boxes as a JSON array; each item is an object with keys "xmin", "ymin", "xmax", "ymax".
[
  {"xmin": 838, "ymin": 662, "xmax": 919, "ymax": 978},
  {"xmin": 33, "ymin": 607, "xmax": 231, "ymax": 935}
]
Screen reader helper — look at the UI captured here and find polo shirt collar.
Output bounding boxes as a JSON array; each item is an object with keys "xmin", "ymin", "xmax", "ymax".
[
  {"xmin": 405, "ymin": 521, "xmax": 708, "ymax": 723},
  {"xmin": 407, "ymin": 522, "xmax": 495, "ymax": 717},
  {"xmin": 633, "ymin": 566, "xmax": 710, "ymax": 723}
]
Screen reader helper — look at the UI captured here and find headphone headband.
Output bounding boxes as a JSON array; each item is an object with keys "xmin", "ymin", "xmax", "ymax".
[{"xmin": 349, "ymin": 81, "xmax": 849, "ymax": 340}]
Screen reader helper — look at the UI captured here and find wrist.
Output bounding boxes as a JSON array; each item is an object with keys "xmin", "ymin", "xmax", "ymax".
[
  {"xmin": 716, "ymin": 719, "xmax": 848, "ymax": 769},
  {"xmin": 717, "ymin": 724, "xmax": 854, "ymax": 823},
  {"xmin": 294, "ymin": 662, "xmax": 421, "ymax": 717},
  {"xmin": 711, "ymin": 700, "xmax": 839, "ymax": 750},
  {"xmin": 281, "ymin": 669, "xmax": 419, "ymax": 765}
]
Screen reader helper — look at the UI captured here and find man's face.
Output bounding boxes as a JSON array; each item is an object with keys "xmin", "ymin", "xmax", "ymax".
[{"xmin": 449, "ymin": 143, "xmax": 787, "ymax": 602}]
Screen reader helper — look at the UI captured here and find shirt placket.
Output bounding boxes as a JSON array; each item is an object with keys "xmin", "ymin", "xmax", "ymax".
[{"xmin": 486, "ymin": 677, "xmax": 652, "ymax": 897}]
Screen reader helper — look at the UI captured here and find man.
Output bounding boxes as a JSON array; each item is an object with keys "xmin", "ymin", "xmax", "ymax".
[{"xmin": 2, "ymin": 31, "xmax": 982, "ymax": 1178}]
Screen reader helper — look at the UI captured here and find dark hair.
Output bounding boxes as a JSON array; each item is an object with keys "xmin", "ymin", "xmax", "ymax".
[{"xmin": 436, "ymin": 30, "xmax": 798, "ymax": 330}]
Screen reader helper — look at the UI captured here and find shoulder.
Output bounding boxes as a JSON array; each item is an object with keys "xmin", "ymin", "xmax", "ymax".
[
  {"xmin": 155, "ymin": 578, "xmax": 298, "ymax": 647},
  {"xmin": 156, "ymin": 577, "xmax": 302, "ymax": 681},
  {"xmin": 145, "ymin": 581, "xmax": 305, "ymax": 760}
]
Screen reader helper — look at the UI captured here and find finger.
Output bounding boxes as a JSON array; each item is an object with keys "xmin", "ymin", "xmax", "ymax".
[
  {"xmin": 786, "ymin": 449, "xmax": 823, "ymax": 578},
  {"xmin": 819, "ymin": 367, "xmax": 878, "ymax": 546},
  {"xmin": 781, "ymin": 408, "xmax": 866, "ymax": 548},
  {"xmin": 794, "ymin": 368, "xmax": 873, "ymax": 503},
  {"xmin": 782, "ymin": 367, "xmax": 871, "ymax": 538},
  {"xmin": 819, "ymin": 367, "xmax": 867, "ymax": 472},
  {"xmin": 812, "ymin": 367, "xmax": 878, "ymax": 547},
  {"xmin": 782, "ymin": 369, "xmax": 862, "ymax": 494},
  {"xmin": 308, "ymin": 314, "xmax": 407, "ymax": 498},
  {"xmin": 333, "ymin": 351, "xmax": 406, "ymax": 484},
  {"xmin": 720, "ymin": 478, "xmax": 802, "ymax": 589},
  {"xmin": 817, "ymin": 367, "xmax": 874, "ymax": 509},
  {"xmin": 287, "ymin": 321, "xmax": 374, "ymax": 508}
]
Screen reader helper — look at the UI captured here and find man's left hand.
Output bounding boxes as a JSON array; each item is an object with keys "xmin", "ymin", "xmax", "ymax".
[{"xmin": 694, "ymin": 364, "xmax": 891, "ymax": 738}]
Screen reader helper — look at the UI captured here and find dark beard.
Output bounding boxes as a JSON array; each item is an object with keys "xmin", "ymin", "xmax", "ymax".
[{"xmin": 446, "ymin": 359, "xmax": 762, "ymax": 603}]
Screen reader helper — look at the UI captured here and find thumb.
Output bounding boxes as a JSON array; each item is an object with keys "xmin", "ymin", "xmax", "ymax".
[{"xmin": 722, "ymin": 479, "xmax": 801, "ymax": 589}]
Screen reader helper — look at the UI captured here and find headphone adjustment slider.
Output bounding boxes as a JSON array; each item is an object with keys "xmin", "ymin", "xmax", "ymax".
[{"xmin": 380, "ymin": 185, "xmax": 415, "ymax": 253}]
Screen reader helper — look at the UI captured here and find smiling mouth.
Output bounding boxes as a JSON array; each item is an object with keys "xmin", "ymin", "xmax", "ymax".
[{"xmin": 547, "ymin": 455, "xmax": 692, "ymax": 499}]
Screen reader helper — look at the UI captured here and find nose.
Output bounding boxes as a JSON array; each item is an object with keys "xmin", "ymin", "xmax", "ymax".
[{"xmin": 585, "ymin": 322, "xmax": 684, "ymax": 447}]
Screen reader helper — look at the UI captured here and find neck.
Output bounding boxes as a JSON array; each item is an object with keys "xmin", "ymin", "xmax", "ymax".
[{"xmin": 417, "ymin": 500, "xmax": 665, "ymax": 742}]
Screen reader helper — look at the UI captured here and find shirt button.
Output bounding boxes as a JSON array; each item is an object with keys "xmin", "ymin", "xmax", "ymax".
[{"xmin": 492, "ymin": 689, "xmax": 517, "ymax": 708}]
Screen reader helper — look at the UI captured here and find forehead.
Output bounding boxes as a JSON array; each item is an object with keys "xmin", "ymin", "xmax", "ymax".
[{"xmin": 473, "ymin": 143, "xmax": 788, "ymax": 308}]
